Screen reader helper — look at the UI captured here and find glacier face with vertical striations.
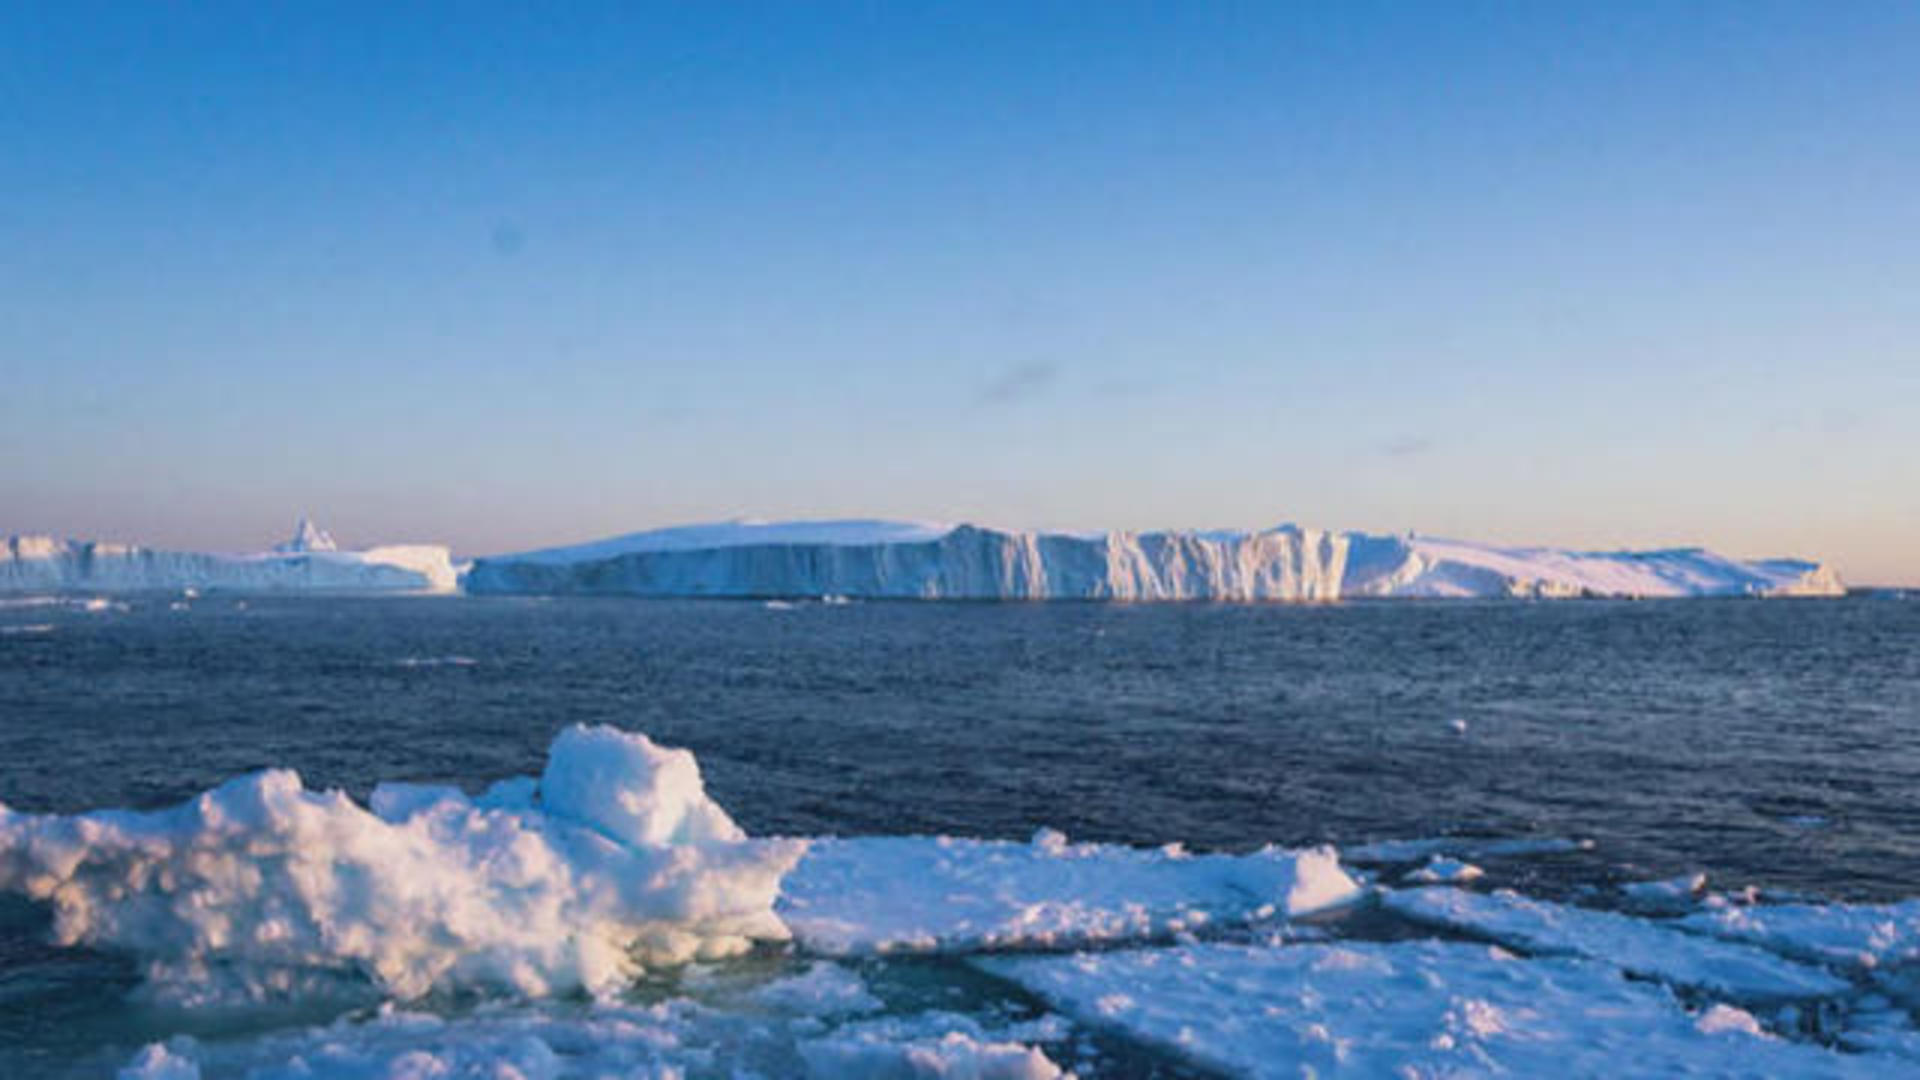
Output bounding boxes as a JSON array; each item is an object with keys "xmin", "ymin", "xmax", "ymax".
[
  {"xmin": 0, "ymin": 519, "xmax": 459, "ymax": 593},
  {"xmin": 465, "ymin": 520, "xmax": 1843, "ymax": 600}
]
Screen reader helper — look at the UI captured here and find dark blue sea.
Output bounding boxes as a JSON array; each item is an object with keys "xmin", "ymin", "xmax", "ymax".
[{"xmin": 1, "ymin": 594, "xmax": 1917, "ymax": 1076}]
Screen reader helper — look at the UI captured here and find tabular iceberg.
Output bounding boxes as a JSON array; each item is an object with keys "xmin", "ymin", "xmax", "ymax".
[
  {"xmin": 465, "ymin": 518, "xmax": 1843, "ymax": 600},
  {"xmin": 0, "ymin": 519, "xmax": 458, "ymax": 594}
]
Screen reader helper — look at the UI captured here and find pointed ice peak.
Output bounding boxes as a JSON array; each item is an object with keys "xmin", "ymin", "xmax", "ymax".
[{"xmin": 277, "ymin": 517, "xmax": 337, "ymax": 554}]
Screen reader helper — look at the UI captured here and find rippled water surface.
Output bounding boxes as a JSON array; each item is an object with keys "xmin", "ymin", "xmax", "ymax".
[{"xmin": 1, "ymin": 594, "xmax": 1917, "ymax": 1074}]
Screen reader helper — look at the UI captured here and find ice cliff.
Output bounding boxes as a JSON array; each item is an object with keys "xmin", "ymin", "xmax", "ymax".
[
  {"xmin": 465, "ymin": 519, "xmax": 1843, "ymax": 600},
  {"xmin": 0, "ymin": 519, "xmax": 458, "ymax": 593}
]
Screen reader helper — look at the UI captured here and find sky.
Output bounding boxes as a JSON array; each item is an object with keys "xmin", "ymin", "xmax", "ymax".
[{"xmin": 2, "ymin": 2, "xmax": 1916, "ymax": 582}]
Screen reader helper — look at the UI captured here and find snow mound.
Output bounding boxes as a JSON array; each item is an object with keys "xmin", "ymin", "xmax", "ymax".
[
  {"xmin": 467, "ymin": 519, "xmax": 1842, "ymax": 600},
  {"xmin": 779, "ymin": 829, "xmax": 1359, "ymax": 955},
  {"xmin": 0, "ymin": 725, "xmax": 802, "ymax": 1002},
  {"xmin": 1383, "ymin": 887, "xmax": 1848, "ymax": 1000},
  {"xmin": 980, "ymin": 941, "xmax": 1886, "ymax": 1077},
  {"xmin": 2, "ymin": 521, "xmax": 457, "ymax": 593}
]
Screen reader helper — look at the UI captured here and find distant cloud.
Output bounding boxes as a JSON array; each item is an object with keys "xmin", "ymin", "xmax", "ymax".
[
  {"xmin": 977, "ymin": 362, "xmax": 1059, "ymax": 406},
  {"xmin": 490, "ymin": 221, "xmax": 527, "ymax": 256},
  {"xmin": 1381, "ymin": 435, "xmax": 1435, "ymax": 458}
]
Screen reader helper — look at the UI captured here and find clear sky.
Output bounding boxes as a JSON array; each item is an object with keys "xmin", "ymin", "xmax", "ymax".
[{"xmin": 3, "ymin": 2, "xmax": 1916, "ymax": 582}]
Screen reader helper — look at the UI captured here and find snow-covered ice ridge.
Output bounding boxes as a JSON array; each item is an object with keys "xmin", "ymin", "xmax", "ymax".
[
  {"xmin": 17, "ymin": 725, "xmax": 1920, "ymax": 1077},
  {"xmin": 467, "ymin": 518, "xmax": 1843, "ymax": 600},
  {"xmin": 0, "ymin": 519, "xmax": 458, "ymax": 593}
]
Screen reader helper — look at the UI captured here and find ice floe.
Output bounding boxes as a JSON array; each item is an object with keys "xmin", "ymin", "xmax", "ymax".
[
  {"xmin": 779, "ymin": 829, "xmax": 1360, "ymax": 956},
  {"xmin": 981, "ymin": 941, "xmax": 1889, "ymax": 1077},
  {"xmin": 1685, "ymin": 899, "xmax": 1920, "ymax": 971},
  {"xmin": 117, "ymin": 994, "xmax": 1071, "ymax": 1079},
  {"xmin": 1383, "ymin": 887, "xmax": 1849, "ymax": 1000}
]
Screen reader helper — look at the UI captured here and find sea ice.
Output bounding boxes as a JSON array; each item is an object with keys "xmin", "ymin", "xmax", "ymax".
[
  {"xmin": 779, "ymin": 829, "xmax": 1360, "ymax": 955},
  {"xmin": 980, "ymin": 940, "xmax": 1886, "ymax": 1078},
  {"xmin": 1684, "ymin": 900, "xmax": 1920, "ymax": 970},
  {"xmin": 1383, "ymin": 887, "xmax": 1848, "ymax": 1000},
  {"xmin": 116, "ymin": 995, "xmax": 1069, "ymax": 1079}
]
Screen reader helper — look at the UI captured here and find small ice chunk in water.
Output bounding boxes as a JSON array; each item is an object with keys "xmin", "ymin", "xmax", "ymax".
[
  {"xmin": 1407, "ymin": 855, "xmax": 1484, "ymax": 884},
  {"xmin": 1621, "ymin": 872, "xmax": 1708, "ymax": 912},
  {"xmin": 117, "ymin": 1043, "xmax": 200, "ymax": 1080},
  {"xmin": 1695, "ymin": 1003, "xmax": 1766, "ymax": 1037}
]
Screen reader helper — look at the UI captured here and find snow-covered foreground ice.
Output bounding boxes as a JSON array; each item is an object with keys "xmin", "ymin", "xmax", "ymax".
[
  {"xmin": 117, "ymin": 968, "xmax": 1071, "ymax": 1079},
  {"xmin": 1383, "ymin": 887, "xmax": 1850, "ymax": 1000},
  {"xmin": 5, "ymin": 725, "xmax": 1917, "ymax": 1077},
  {"xmin": 780, "ymin": 830, "xmax": 1359, "ymax": 955},
  {"xmin": 981, "ymin": 941, "xmax": 1894, "ymax": 1078}
]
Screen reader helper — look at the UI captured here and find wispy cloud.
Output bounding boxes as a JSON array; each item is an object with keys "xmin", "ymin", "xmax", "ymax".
[
  {"xmin": 977, "ymin": 362, "xmax": 1059, "ymax": 406},
  {"xmin": 1380, "ymin": 435, "xmax": 1435, "ymax": 458}
]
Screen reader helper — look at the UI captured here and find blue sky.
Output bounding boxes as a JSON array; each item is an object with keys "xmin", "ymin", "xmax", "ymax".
[{"xmin": 3, "ymin": 2, "xmax": 1916, "ymax": 581}]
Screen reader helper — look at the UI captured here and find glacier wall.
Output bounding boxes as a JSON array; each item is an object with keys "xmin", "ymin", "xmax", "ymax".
[
  {"xmin": 465, "ymin": 522, "xmax": 1844, "ymax": 601},
  {"xmin": 0, "ymin": 525, "xmax": 459, "ymax": 594}
]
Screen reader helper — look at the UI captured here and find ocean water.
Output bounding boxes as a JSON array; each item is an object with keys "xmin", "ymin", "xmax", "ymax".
[{"xmin": 2, "ymin": 594, "xmax": 1918, "ymax": 1076}]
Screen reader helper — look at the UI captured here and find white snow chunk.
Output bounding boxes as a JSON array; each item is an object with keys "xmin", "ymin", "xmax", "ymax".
[
  {"xmin": 1695, "ymin": 1003, "xmax": 1767, "ymax": 1037},
  {"xmin": 981, "ymin": 941, "xmax": 1885, "ymax": 1078},
  {"xmin": 779, "ymin": 834, "xmax": 1358, "ymax": 955},
  {"xmin": 0, "ymin": 725, "xmax": 802, "ymax": 1002},
  {"xmin": 1383, "ymin": 887, "xmax": 1848, "ymax": 1000}
]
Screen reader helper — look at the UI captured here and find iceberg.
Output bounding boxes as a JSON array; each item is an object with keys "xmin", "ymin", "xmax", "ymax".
[
  {"xmin": 465, "ymin": 518, "xmax": 1843, "ymax": 600},
  {"xmin": 0, "ymin": 519, "xmax": 458, "ymax": 594}
]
